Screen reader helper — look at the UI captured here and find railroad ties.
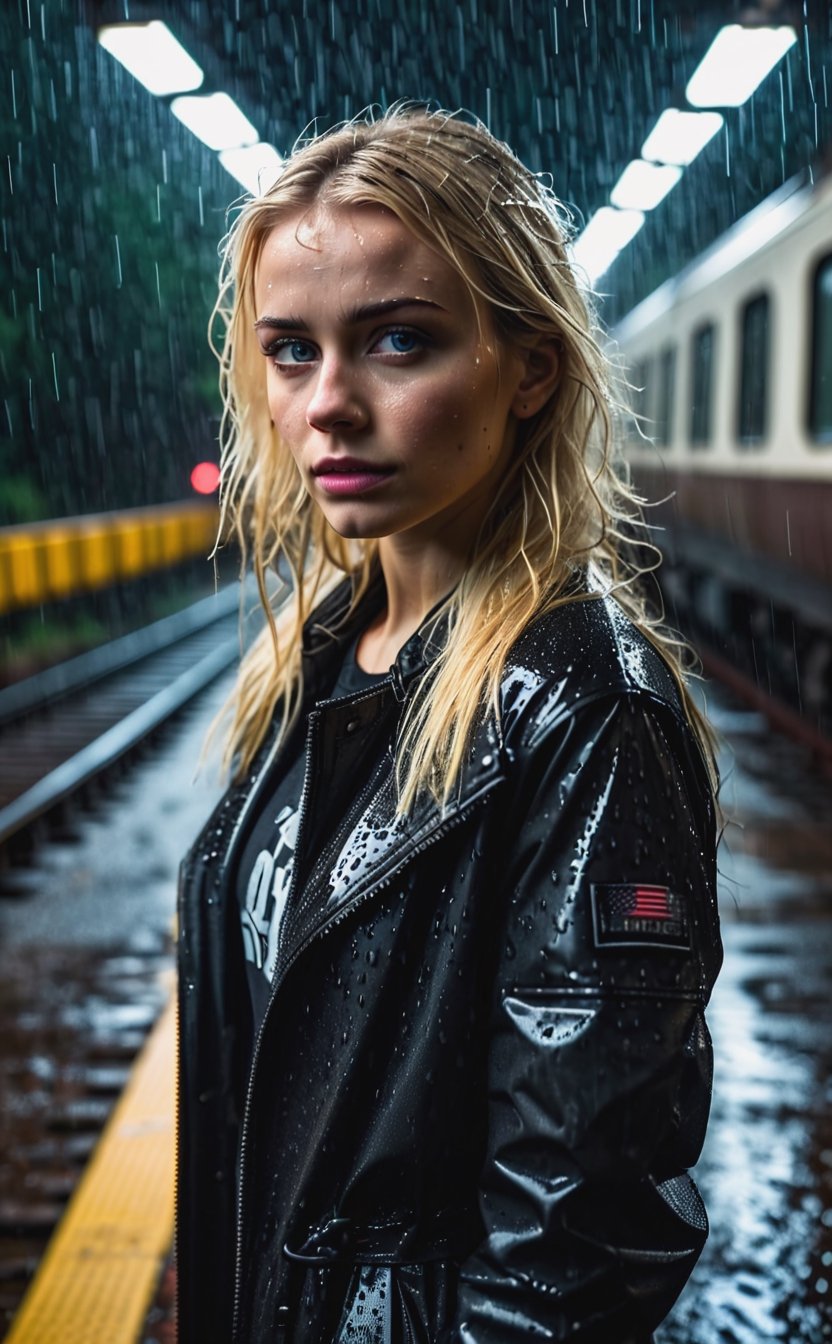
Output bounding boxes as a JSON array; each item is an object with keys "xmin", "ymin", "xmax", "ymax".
[{"xmin": 4, "ymin": 996, "xmax": 176, "ymax": 1344}]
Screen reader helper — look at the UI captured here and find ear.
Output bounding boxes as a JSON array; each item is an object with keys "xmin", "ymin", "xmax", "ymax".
[{"xmin": 511, "ymin": 339, "xmax": 561, "ymax": 419}]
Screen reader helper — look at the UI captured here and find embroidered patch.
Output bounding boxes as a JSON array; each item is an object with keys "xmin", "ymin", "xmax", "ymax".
[{"xmin": 590, "ymin": 883, "xmax": 691, "ymax": 951}]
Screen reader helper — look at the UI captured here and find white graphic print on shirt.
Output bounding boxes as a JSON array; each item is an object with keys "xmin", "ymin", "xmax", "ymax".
[{"xmin": 241, "ymin": 804, "xmax": 300, "ymax": 982}]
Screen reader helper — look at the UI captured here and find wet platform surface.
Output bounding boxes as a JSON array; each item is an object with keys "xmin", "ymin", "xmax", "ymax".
[
  {"xmin": 0, "ymin": 679, "xmax": 830, "ymax": 1342},
  {"xmin": 659, "ymin": 696, "xmax": 832, "ymax": 1344}
]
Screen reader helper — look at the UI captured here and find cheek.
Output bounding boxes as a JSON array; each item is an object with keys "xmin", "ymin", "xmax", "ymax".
[
  {"xmin": 400, "ymin": 384, "xmax": 487, "ymax": 448},
  {"xmin": 265, "ymin": 372, "xmax": 283, "ymax": 414},
  {"xmin": 266, "ymin": 379, "xmax": 301, "ymax": 437},
  {"xmin": 421, "ymin": 362, "xmax": 509, "ymax": 436}
]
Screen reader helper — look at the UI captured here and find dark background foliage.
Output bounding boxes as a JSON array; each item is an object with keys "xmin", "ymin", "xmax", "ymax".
[{"xmin": 1, "ymin": 1, "xmax": 230, "ymax": 524}]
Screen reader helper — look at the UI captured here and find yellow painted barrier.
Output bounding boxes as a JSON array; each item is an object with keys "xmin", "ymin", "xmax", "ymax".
[
  {"xmin": 78, "ymin": 524, "xmax": 113, "ymax": 589},
  {"xmin": 7, "ymin": 535, "xmax": 44, "ymax": 606},
  {"xmin": 42, "ymin": 529, "xmax": 82, "ymax": 600},
  {"xmin": 0, "ymin": 501, "xmax": 219, "ymax": 615},
  {"xmin": 159, "ymin": 513, "xmax": 184, "ymax": 566},
  {"xmin": 5, "ymin": 995, "xmax": 176, "ymax": 1344},
  {"xmin": 142, "ymin": 520, "xmax": 165, "ymax": 570},
  {"xmin": 113, "ymin": 519, "xmax": 146, "ymax": 579},
  {"xmin": 0, "ymin": 546, "xmax": 13, "ymax": 612}
]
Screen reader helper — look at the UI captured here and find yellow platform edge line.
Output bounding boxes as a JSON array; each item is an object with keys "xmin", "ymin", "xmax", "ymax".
[{"xmin": 6, "ymin": 995, "xmax": 177, "ymax": 1344}]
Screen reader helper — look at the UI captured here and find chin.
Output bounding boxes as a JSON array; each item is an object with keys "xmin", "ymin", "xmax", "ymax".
[
  {"xmin": 320, "ymin": 510, "xmax": 396, "ymax": 542},
  {"xmin": 336, "ymin": 526, "xmax": 393, "ymax": 542}
]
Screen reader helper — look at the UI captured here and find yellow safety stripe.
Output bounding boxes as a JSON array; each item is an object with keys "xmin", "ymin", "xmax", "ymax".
[{"xmin": 6, "ymin": 995, "xmax": 176, "ymax": 1344}]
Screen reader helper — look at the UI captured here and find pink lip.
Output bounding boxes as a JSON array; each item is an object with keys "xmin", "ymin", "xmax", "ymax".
[
  {"xmin": 313, "ymin": 457, "xmax": 394, "ymax": 497},
  {"xmin": 316, "ymin": 470, "xmax": 394, "ymax": 496}
]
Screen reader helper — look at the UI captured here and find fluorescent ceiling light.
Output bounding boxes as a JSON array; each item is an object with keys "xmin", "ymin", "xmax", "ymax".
[
  {"xmin": 171, "ymin": 92, "xmax": 258, "ymax": 151},
  {"xmin": 686, "ymin": 24, "xmax": 797, "ymax": 108},
  {"xmin": 610, "ymin": 160, "xmax": 682, "ymax": 211},
  {"xmin": 571, "ymin": 207, "xmax": 645, "ymax": 286},
  {"xmin": 97, "ymin": 21, "xmax": 203, "ymax": 96},
  {"xmin": 219, "ymin": 143, "xmax": 283, "ymax": 195},
  {"xmin": 641, "ymin": 109, "xmax": 724, "ymax": 166}
]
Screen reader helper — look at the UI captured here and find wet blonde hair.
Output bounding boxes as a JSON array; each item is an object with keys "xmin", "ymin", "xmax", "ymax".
[{"xmin": 212, "ymin": 104, "xmax": 714, "ymax": 810}]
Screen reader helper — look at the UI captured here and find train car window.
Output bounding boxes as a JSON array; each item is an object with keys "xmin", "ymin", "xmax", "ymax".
[
  {"xmin": 655, "ymin": 345, "xmax": 676, "ymax": 446},
  {"xmin": 690, "ymin": 323, "xmax": 716, "ymax": 447},
  {"xmin": 737, "ymin": 293, "xmax": 769, "ymax": 446},
  {"xmin": 809, "ymin": 253, "xmax": 832, "ymax": 443}
]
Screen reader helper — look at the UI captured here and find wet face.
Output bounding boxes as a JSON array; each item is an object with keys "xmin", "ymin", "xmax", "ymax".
[{"xmin": 253, "ymin": 203, "xmax": 529, "ymax": 553}]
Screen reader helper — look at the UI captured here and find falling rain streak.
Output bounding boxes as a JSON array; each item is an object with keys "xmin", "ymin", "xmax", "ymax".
[{"xmin": 781, "ymin": 70, "xmax": 788, "ymax": 141}]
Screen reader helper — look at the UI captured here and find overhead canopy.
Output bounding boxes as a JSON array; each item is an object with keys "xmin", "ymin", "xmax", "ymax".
[{"xmin": 86, "ymin": 0, "xmax": 832, "ymax": 319}]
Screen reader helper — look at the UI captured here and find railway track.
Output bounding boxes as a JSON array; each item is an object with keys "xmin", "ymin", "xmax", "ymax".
[
  {"xmin": 0, "ymin": 940, "xmax": 173, "ymax": 1339},
  {"xmin": 0, "ymin": 585, "xmax": 264, "ymax": 1338},
  {"xmin": 0, "ymin": 584, "xmax": 248, "ymax": 852}
]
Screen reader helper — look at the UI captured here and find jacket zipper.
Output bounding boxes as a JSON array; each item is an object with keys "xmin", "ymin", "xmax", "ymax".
[
  {"xmin": 231, "ymin": 701, "xmax": 321, "ymax": 1340},
  {"xmin": 230, "ymin": 711, "xmax": 501, "ymax": 1337},
  {"xmin": 231, "ymin": 792, "xmax": 493, "ymax": 1339},
  {"xmin": 275, "ymin": 781, "xmax": 499, "ymax": 987},
  {"xmin": 230, "ymin": 678, "xmax": 397, "ymax": 1338}
]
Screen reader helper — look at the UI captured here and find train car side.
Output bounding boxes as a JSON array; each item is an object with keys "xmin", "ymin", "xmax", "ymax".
[{"xmin": 614, "ymin": 174, "xmax": 832, "ymax": 742}]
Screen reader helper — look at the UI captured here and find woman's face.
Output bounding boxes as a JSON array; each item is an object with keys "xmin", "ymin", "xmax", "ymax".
[{"xmin": 253, "ymin": 203, "xmax": 528, "ymax": 552}]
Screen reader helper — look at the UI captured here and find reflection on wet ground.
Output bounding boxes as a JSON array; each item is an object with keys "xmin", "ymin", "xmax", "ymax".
[{"xmin": 658, "ymin": 693, "xmax": 832, "ymax": 1344}]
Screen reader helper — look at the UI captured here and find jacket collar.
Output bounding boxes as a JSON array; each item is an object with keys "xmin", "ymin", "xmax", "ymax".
[{"xmin": 300, "ymin": 568, "xmax": 452, "ymax": 700}]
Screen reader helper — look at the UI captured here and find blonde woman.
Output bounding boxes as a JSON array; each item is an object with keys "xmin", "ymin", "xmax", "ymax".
[{"xmin": 177, "ymin": 107, "xmax": 722, "ymax": 1344}]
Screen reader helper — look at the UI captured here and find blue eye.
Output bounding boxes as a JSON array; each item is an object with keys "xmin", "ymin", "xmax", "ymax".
[
  {"xmin": 375, "ymin": 329, "xmax": 422, "ymax": 355},
  {"xmin": 273, "ymin": 339, "xmax": 317, "ymax": 365}
]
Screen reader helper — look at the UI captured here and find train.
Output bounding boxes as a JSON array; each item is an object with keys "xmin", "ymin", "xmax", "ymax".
[{"xmin": 613, "ymin": 168, "xmax": 832, "ymax": 750}]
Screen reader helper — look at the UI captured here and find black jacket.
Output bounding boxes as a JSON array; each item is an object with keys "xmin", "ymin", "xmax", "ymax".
[{"xmin": 177, "ymin": 576, "xmax": 722, "ymax": 1344}]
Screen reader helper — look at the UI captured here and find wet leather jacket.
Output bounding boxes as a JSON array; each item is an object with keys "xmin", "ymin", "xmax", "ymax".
[{"xmin": 177, "ymin": 574, "xmax": 722, "ymax": 1344}]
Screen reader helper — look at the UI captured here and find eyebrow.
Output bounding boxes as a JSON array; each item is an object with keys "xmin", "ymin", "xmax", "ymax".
[{"xmin": 254, "ymin": 296, "xmax": 444, "ymax": 333}]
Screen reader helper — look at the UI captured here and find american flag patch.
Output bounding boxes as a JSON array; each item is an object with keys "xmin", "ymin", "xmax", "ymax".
[{"xmin": 590, "ymin": 883, "xmax": 690, "ymax": 951}]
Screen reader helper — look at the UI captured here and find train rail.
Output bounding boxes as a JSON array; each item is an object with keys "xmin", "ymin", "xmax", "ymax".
[{"xmin": 0, "ymin": 583, "xmax": 244, "ymax": 851}]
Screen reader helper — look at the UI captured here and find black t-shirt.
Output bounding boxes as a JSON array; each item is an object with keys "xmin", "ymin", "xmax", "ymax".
[{"xmin": 235, "ymin": 635, "xmax": 388, "ymax": 1037}]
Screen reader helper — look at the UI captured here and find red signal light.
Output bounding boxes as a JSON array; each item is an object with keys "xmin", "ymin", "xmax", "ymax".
[{"xmin": 190, "ymin": 461, "xmax": 221, "ymax": 495}]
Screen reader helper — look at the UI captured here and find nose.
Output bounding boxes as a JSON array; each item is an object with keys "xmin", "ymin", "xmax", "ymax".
[{"xmin": 305, "ymin": 356, "xmax": 368, "ymax": 433}]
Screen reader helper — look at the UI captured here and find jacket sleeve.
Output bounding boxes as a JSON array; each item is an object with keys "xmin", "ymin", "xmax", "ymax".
[{"xmin": 444, "ymin": 691, "xmax": 723, "ymax": 1344}]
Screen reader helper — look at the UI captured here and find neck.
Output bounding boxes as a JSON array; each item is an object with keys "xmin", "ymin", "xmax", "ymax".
[{"xmin": 355, "ymin": 537, "xmax": 463, "ymax": 674}]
